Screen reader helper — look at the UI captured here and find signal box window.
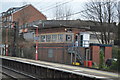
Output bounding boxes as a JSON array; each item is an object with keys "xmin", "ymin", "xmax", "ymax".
[
  {"xmin": 52, "ymin": 34, "xmax": 57, "ymax": 42},
  {"xmin": 41, "ymin": 35, "xmax": 46, "ymax": 42},
  {"xmin": 58, "ymin": 34, "xmax": 63, "ymax": 42},
  {"xmin": 46, "ymin": 35, "xmax": 51, "ymax": 42}
]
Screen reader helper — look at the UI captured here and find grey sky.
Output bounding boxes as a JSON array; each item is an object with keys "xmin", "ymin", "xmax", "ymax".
[
  {"xmin": 0, "ymin": 0, "xmax": 90, "ymax": 20},
  {"xmin": 1, "ymin": 0, "xmax": 119, "ymax": 20}
]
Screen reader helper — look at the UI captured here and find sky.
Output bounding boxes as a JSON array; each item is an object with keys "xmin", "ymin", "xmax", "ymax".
[
  {"xmin": 0, "ymin": 0, "xmax": 119, "ymax": 20},
  {"xmin": 0, "ymin": 0, "xmax": 91, "ymax": 20}
]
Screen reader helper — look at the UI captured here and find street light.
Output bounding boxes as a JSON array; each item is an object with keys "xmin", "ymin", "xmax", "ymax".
[
  {"xmin": 33, "ymin": 25, "xmax": 39, "ymax": 60},
  {"xmin": 4, "ymin": 26, "xmax": 8, "ymax": 56}
]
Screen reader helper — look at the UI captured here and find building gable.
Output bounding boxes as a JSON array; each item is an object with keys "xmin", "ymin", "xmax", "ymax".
[{"xmin": 12, "ymin": 4, "xmax": 47, "ymax": 26}]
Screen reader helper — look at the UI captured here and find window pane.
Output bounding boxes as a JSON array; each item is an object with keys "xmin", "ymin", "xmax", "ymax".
[
  {"xmin": 66, "ymin": 34, "xmax": 72, "ymax": 42},
  {"xmin": 46, "ymin": 35, "xmax": 51, "ymax": 42},
  {"xmin": 58, "ymin": 34, "xmax": 63, "ymax": 42},
  {"xmin": 41, "ymin": 35, "xmax": 46, "ymax": 42},
  {"xmin": 52, "ymin": 34, "xmax": 57, "ymax": 42}
]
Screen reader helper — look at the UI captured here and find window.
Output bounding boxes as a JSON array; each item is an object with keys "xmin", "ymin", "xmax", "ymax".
[
  {"xmin": 58, "ymin": 34, "xmax": 63, "ymax": 42},
  {"xmin": 3, "ymin": 18, "xmax": 6, "ymax": 22},
  {"xmin": 41, "ymin": 35, "xmax": 46, "ymax": 42},
  {"xmin": 52, "ymin": 34, "xmax": 57, "ymax": 42},
  {"xmin": 48, "ymin": 49, "xmax": 53, "ymax": 58},
  {"xmin": 9, "ymin": 16, "xmax": 12, "ymax": 21},
  {"xmin": 80, "ymin": 35, "xmax": 83, "ymax": 47},
  {"xmin": 46, "ymin": 35, "xmax": 51, "ymax": 42},
  {"xmin": 66, "ymin": 34, "xmax": 72, "ymax": 42},
  {"xmin": 40, "ymin": 33, "xmax": 73, "ymax": 43}
]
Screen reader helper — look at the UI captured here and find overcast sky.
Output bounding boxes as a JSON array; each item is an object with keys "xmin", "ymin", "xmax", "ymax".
[
  {"xmin": 0, "ymin": 0, "xmax": 119, "ymax": 20},
  {"xmin": 0, "ymin": 0, "xmax": 91, "ymax": 20}
]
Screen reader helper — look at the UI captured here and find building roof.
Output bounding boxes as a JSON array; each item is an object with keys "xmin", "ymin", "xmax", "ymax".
[
  {"xmin": 90, "ymin": 43, "xmax": 112, "ymax": 47},
  {"xmin": 1, "ymin": 4, "xmax": 32, "ymax": 17},
  {"xmin": 27, "ymin": 20, "xmax": 116, "ymax": 32},
  {"xmin": 27, "ymin": 20, "xmax": 93, "ymax": 29}
]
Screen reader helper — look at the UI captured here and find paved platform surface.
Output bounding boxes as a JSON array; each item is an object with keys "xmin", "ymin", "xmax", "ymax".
[{"xmin": 0, "ymin": 56, "xmax": 119, "ymax": 80}]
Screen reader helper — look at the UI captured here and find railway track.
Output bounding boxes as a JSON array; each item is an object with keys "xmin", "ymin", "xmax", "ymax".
[
  {"xmin": 1, "ymin": 65, "xmax": 37, "ymax": 80},
  {"xmin": 2, "ymin": 72, "xmax": 16, "ymax": 80}
]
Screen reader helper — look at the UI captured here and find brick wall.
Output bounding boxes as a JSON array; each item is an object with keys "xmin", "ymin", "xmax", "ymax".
[
  {"xmin": 91, "ymin": 46, "xmax": 100, "ymax": 65},
  {"xmin": 105, "ymin": 47, "xmax": 112, "ymax": 61},
  {"xmin": 90, "ymin": 44, "xmax": 112, "ymax": 65},
  {"xmin": 38, "ymin": 47, "xmax": 65, "ymax": 63},
  {"xmin": 37, "ymin": 43, "xmax": 86, "ymax": 64},
  {"xmin": 39, "ymin": 27, "xmax": 85, "ymax": 34},
  {"xmin": 13, "ymin": 5, "xmax": 46, "ymax": 26},
  {"xmin": 39, "ymin": 28, "xmax": 65, "ymax": 34}
]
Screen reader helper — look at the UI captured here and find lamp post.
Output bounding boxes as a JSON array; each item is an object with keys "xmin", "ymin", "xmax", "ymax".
[
  {"xmin": 33, "ymin": 25, "xmax": 39, "ymax": 60},
  {"xmin": 6, "ymin": 28, "xmax": 8, "ymax": 56}
]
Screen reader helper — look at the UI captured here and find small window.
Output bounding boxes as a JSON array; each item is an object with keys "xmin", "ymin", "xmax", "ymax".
[
  {"xmin": 46, "ymin": 35, "xmax": 51, "ymax": 42},
  {"xmin": 48, "ymin": 49, "xmax": 53, "ymax": 58},
  {"xmin": 66, "ymin": 34, "xmax": 72, "ymax": 42},
  {"xmin": 80, "ymin": 35, "xmax": 83, "ymax": 46},
  {"xmin": 52, "ymin": 34, "xmax": 57, "ymax": 42},
  {"xmin": 9, "ymin": 16, "xmax": 12, "ymax": 21},
  {"xmin": 41, "ymin": 35, "xmax": 46, "ymax": 42},
  {"xmin": 58, "ymin": 34, "xmax": 63, "ymax": 42}
]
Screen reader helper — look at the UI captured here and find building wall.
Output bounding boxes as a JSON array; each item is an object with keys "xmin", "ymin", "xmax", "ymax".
[
  {"xmin": 39, "ymin": 27, "xmax": 85, "ymax": 34},
  {"xmin": 38, "ymin": 44, "xmax": 67, "ymax": 63},
  {"xmin": 1, "ymin": 4, "xmax": 46, "ymax": 28},
  {"xmin": 23, "ymin": 32, "xmax": 34, "ymax": 41},
  {"xmin": 105, "ymin": 47, "xmax": 112, "ymax": 61},
  {"xmin": 33, "ymin": 28, "xmax": 86, "ymax": 64},
  {"xmin": 13, "ymin": 4, "xmax": 47, "ymax": 26},
  {"xmin": 2, "ymin": 15, "xmax": 12, "ymax": 28},
  {"xmin": 91, "ymin": 46, "xmax": 100, "ymax": 65},
  {"xmin": 90, "ymin": 44, "xmax": 112, "ymax": 65},
  {"xmin": 38, "ymin": 44, "xmax": 85, "ymax": 64}
]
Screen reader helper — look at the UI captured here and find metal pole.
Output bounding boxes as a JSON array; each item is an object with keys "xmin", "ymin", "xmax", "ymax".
[
  {"xmin": 35, "ymin": 27, "xmax": 38, "ymax": 60},
  {"xmin": 86, "ymin": 48, "xmax": 88, "ymax": 67},
  {"xmin": 12, "ymin": 21, "xmax": 19, "ymax": 57},
  {"xmin": 74, "ymin": 43, "xmax": 76, "ymax": 64},
  {"xmin": 6, "ymin": 28, "xmax": 8, "ymax": 56},
  {"xmin": 1, "ymin": 47, "xmax": 2, "ymax": 55},
  {"xmin": 71, "ymin": 52, "xmax": 72, "ymax": 64}
]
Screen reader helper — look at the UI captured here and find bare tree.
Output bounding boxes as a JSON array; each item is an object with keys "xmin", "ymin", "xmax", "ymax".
[
  {"xmin": 64, "ymin": 4, "xmax": 72, "ymax": 20},
  {"xmin": 117, "ymin": 1, "xmax": 120, "ymax": 46},
  {"xmin": 82, "ymin": 0, "xmax": 117, "ymax": 44},
  {"xmin": 117, "ymin": 1, "xmax": 120, "ymax": 23},
  {"xmin": 54, "ymin": 3, "xmax": 64, "ymax": 20},
  {"xmin": 53, "ymin": 3, "xmax": 72, "ymax": 20},
  {"xmin": 17, "ymin": 3, "xmax": 34, "ymax": 58}
]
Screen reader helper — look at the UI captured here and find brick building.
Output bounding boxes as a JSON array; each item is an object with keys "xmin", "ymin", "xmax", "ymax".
[
  {"xmin": 1, "ymin": 4, "xmax": 47, "ymax": 28},
  {"xmin": 35, "ymin": 26, "xmax": 87, "ymax": 64},
  {"xmin": 0, "ymin": 4, "xmax": 47, "ymax": 56},
  {"xmin": 90, "ymin": 43, "xmax": 112, "ymax": 65},
  {"xmin": 26, "ymin": 20, "xmax": 112, "ymax": 65}
]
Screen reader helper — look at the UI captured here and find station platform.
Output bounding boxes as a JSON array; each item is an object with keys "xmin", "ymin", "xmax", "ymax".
[{"xmin": 0, "ymin": 56, "xmax": 119, "ymax": 80}]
